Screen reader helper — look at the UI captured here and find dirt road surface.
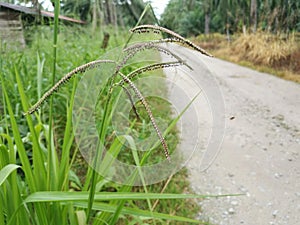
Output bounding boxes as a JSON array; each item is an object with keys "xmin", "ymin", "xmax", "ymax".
[{"xmin": 164, "ymin": 44, "xmax": 300, "ymax": 225}]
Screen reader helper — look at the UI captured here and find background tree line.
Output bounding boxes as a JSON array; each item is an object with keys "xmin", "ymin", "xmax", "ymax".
[
  {"xmin": 160, "ymin": 0, "xmax": 300, "ymax": 37},
  {"xmin": 3, "ymin": 0, "xmax": 156, "ymax": 27},
  {"xmin": 60, "ymin": 0, "xmax": 156, "ymax": 27},
  {"xmin": 3, "ymin": 0, "xmax": 299, "ymax": 36}
]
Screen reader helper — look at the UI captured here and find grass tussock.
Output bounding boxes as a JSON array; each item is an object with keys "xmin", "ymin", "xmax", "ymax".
[
  {"xmin": 194, "ymin": 32, "xmax": 300, "ymax": 83},
  {"xmin": 232, "ymin": 32, "xmax": 298, "ymax": 68}
]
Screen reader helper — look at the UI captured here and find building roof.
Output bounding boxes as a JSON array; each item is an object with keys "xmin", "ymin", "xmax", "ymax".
[{"xmin": 0, "ymin": 2, "xmax": 85, "ymax": 24}]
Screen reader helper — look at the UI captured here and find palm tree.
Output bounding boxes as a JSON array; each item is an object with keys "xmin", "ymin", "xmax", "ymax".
[
  {"xmin": 250, "ymin": 0, "xmax": 257, "ymax": 32},
  {"xmin": 202, "ymin": 0, "xmax": 213, "ymax": 35}
]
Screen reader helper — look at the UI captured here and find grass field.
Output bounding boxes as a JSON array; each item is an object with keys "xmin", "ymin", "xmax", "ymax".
[{"xmin": 0, "ymin": 23, "xmax": 211, "ymax": 225}]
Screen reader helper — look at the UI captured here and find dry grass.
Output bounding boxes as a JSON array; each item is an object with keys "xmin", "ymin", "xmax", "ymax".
[
  {"xmin": 193, "ymin": 32, "xmax": 300, "ymax": 83},
  {"xmin": 232, "ymin": 32, "xmax": 297, "ymax": 66}
]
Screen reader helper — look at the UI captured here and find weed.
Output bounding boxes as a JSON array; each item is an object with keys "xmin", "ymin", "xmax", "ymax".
[
  {"xmin": 25, "ymin": 25, "xmax": 211, "ymax": 161},
  {"xmin": 0, "ymin": 22, "xmax": 212, "ymax": 225}
]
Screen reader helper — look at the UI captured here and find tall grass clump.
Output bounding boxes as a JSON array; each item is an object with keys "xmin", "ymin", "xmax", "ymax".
[
  {"xmin": 232, "ymin": 32, "xmax": 297, "ymax": 67},
  {"xmin": 0, "ymin": 3, "xmax": 217, "ymax": 224}
]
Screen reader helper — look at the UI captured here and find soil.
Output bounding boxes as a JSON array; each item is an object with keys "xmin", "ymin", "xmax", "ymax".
[{"xmin": 163, "ymin": 44, "xmax": 300, "ymax": 225}]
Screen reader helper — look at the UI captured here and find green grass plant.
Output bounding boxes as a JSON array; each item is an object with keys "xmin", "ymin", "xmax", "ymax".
[
  {"xmin": 0, "ymin": 42, "xmax": 209, "ymax": 224},
  {"xmin": 0, "ymin": 3, "xmax": 217, "ymax": 225}
]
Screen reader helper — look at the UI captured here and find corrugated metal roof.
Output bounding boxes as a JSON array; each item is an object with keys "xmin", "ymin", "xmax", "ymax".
[
  {"xmin": 0, "ymin": 2, "xmax": 36, "ymax": 14},
  {"xmin": 0, "ymin": 2, "xmax": 85, "ymax": 24},
  {"xmin": 40, "ymin": 10, "xmax": 86, "ymax": 24}
]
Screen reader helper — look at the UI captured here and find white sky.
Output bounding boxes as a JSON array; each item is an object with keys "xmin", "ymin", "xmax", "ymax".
[
  {"xmin": 41, "ymin": 0, "xmax": 170, "ymax": 18},
  {"xmin": 147, "ymin": 0, "xmax": 170, "ymax": 18}
]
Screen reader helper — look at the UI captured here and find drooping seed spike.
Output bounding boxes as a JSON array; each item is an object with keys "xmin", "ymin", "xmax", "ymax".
[
  {"xmin": 116, "ymin": 61, "xmax": 183, "ymax": 87},
  {"xmin": 130, "ymin": 25, "xmax": 213, "ymax": 57},
  {"xmin": 118, "ymin": 72, "xmax": 171, "ymax": 161},
  {"xmin": 24, "ymin": 59, "xmax": 115, "ymax": 115},
  {"xmin": 123, "ymin": 42, "xmax": 193, "ymax": 70},
  {"xmin": 121, "ymin": 85, "xmax": 141, "ymax": 120}
]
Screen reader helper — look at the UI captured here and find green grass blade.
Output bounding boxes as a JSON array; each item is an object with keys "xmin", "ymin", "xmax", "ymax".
[
  {"xmin": 141, "ymin": 91, "xmax": 201, "ymax": 165},
  {"xmin": 0, "ymin": 193, "xmax": 4, "ymax": 225},
  {"xmin": 59, "ymin": 78, "xmax": 77, "ymax": 190},
  {"xmin": 0, "ymin": 164, "xmax": 20, "ymax": 186},
  {"xmin": 15, "ymin": 66, "xmax": 47, "ymax": 190},
  {"xmin": 114, "ymin": 135, "xmax": 154, "ymax": 225},
  {"xmin": 47, "ymin": 0, "xmax": 61, "ymax": 191},
  {"xmin": 124, "ymin": 3, "xmax": 152, "ymax": 48},
  {"xmin": 0, "ymin": 134, "xmax": 13, "ymax": 164},
  {"xmin": 75, "ymin": 202, "xmax": 208, "ymax": 224},
  {"xmin": 1, "ymin": 70, "xmax": 47, "ymax": 225},
  {"xmin": 0, "ymin": 73, "xmax": 36, "ymax": 192},
  {"xmin": 97, "ymin": 136, "xmax": 125, "ymax": 177},
  {"xmin": 106, "ymin": 92, "xmax": 202, "ymax": 224},
  {"xmin": 86, "ymin": 85, "xmax": 115, "ymax": 223},
  {"xmin": 24, "ymin": 191, "xmax": 222, "ymax": 224},
  {"xmin": 25, "ymin": 191, "xmax": 233, "ymax": 203},
  {"xmin": 36, "ymin": 52, "xmax": 45, "ymax": 101}
]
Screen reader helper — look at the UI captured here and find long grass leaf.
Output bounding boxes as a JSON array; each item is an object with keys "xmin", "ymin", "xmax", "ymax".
[
  {"xmin": 59, "ymin": 78, "xmax": 77, "ymax": 190},
  {"xmin": 48, "ymin": 0, "xmax": 60, "ymax": 192},
  {"xmin": 24, "ymin": 191, "xmax": 227, "ymax": 203},
  {"xmin": 15, "ymin": 61, "xmax": 51, "ymax": 225},
  {"xmin": 0, "ymin": 164, "xmax": 20, "ymax": 186},
  {"xmin": 128, "ymin": 136, "xmax": 155, "ymax": 224},
  {"xmin": 0, "ymin": 74, "xmax": 36, "ymax": 192},
  {"xmin": 37, "ymin": 52, "xmax": 45, "ymax": 101},
  {"xmin": 76, "ymin": 202, "xmax": 208, "ymax": 224},
  {"xmin": 15, "ymin": 66, "xmax": 47, "ymax": 190},
  {"xmin": 0, "ymin": 193, "xmax": 4, "ymax": 225},
  {"xmin": 124, "ymin": 3, "xmax": 152, "ymax": 48},
  {"xmin": 108, "ymin": 134, "xmax": 154, "ymax": 225},
  {"xmin": 86, "ymin": 81, "xmax": 114, "ymax": 223},
  {"xmin": 1, "ymin": 71, "xmax": 48, "ymax": 225},
  {"xmin": 0, "ymin": 134, "xmax": 14, "ymax": 164}
]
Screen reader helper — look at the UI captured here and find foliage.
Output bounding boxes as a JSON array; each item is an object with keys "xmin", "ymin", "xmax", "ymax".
[
  {"xmin": 1, "ymin": 0, "xmax": 157, "ymax": 27},
  {"xmin": 0, "ymin": 8, "xmax": 216, "ymax": 224},
  {"xmin": 161, "ymin": 0, "xmax": 300, "ymax": 37},
  {"xmin": 160, "ymin": 0, "xmax": 203, "ymax": 36}
]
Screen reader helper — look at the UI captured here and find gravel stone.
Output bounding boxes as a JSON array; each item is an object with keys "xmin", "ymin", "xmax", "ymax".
[{"xmin": 228, "ymin": 208, "xmax": 235, "ymax": 214}]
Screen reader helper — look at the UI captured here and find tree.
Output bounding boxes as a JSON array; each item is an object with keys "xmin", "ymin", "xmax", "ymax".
[
  {"xmin": 202, "ymin": 0, "xmax": 213, "ymax": 35},
  {"xmin": 250, "ymin": 0, "xmax": 257, "ymax": 32},
  {"xmin": 160, "ymin": 0, "xmax": 187, "ymax": 34},
  {"xmin": 161, "ymin": 0, "xmax": 300, "ymax": 36},
  {"xmin": 7, "ymin": 0, "xmax": 299, "ymax": 33},
  {"xmin": 59, "ymin": 0, "xmax": 154, "ymax": 27}
]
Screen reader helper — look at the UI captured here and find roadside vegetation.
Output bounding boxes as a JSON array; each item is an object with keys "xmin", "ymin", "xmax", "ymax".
[
  {"xmin": 193, "ymin": 32, "xmax": 300, "ymax": 83},
  {"xmin": 162, "ymin": 0, "xmax": 300, "ymax": 83},
  {"xmin": 0, "ymin": 1, "xmax": 211, "ymax": 224},
  {"xmin": 0, "ymin": 23, "xmax": 203, "ymax": 225},
  {"xmin": 2, "ymin": 0, "xmax": 298, "ymax": 224}
]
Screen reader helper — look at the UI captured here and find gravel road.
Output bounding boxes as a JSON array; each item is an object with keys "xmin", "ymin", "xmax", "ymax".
[{"xmin": 163, "ymin": 44, "xmax": 300, "ymax": 225}]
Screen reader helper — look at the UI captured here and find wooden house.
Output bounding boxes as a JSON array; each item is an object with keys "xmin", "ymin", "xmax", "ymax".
[{"xmin": 0, "ymin": 2, "xmax": 85, "ymax": 50}]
